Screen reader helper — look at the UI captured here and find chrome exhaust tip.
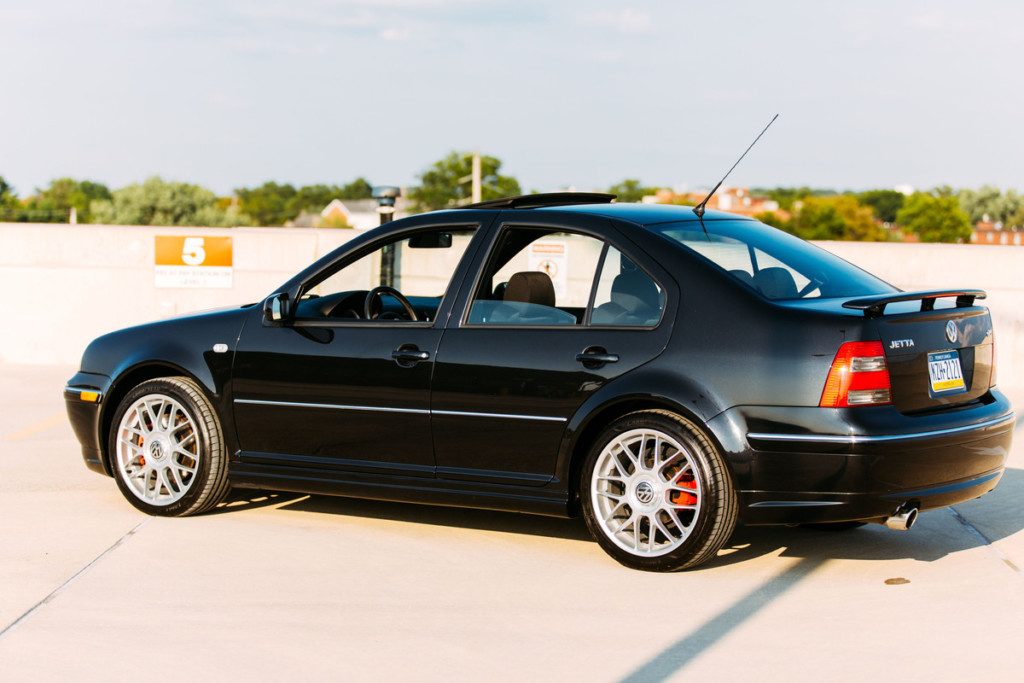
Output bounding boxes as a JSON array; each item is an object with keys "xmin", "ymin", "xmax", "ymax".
[{"xmin": 884, "ymin": 506, "xmax": 919, "ymax": 531}]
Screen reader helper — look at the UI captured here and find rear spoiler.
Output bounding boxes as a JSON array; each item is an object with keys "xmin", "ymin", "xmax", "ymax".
[{"xmin": 843, "ymin": 289, "xmax": 986, "ymax": 318}]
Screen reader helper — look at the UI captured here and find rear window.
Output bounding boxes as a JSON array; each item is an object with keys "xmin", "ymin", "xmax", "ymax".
[{"xmin": 651, "ymin": 220, "xmax": 897, "ymax": 300}]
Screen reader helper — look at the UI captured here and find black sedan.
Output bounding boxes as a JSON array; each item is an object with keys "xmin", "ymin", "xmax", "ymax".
[{"xmin": 65, "ymin": 193, "xmax": 1015, "ymax": 571}]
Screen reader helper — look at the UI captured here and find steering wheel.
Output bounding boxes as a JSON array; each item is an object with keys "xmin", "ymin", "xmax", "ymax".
[{"xmin": 364, "ymin": 286, "xmax": 418, "ymax": 321}]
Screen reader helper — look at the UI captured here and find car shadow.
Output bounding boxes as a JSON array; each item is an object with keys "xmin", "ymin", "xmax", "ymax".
[{"xmin": 211, "ymin": 466, "xmax": 1024, "ymax": 568}]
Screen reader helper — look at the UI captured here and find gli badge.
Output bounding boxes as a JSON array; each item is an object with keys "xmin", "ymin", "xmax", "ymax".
[{"xmin": 945, "ymin": 320, "xmax": 958, "ymax": 344}]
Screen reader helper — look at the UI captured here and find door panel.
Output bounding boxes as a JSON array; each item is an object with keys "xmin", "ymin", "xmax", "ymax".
[
  {"xmin": 431, "ymin": 327, "xmax": 670, "ymax": 485},
  {"xmin": 232, "ymin": 314, "xmax": 439, "ymax": 475}
]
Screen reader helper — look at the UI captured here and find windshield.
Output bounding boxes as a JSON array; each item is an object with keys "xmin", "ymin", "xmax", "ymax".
[{"xmin": 650, "ymin": 220, "xmax": 898, "ymax": 300}]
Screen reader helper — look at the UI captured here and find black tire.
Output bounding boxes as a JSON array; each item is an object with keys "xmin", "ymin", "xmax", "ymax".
[
  {"xmin": 580, "ymin": 410, "xmax": 737, "ymax": 572},
  {"xmin": 108, "ymin": 377, "xmax": 230, "ymax": 516}
]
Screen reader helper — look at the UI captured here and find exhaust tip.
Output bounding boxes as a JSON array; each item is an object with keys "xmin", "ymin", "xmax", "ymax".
[{"xmin": 885, "ymin": 506, "xmax": 919, "ymax": 531}]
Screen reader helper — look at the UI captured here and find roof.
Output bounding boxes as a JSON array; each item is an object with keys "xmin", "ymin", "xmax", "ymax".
[{"xmin": 453, "ymin": 192, "xmax": 750, "ymax": 225}]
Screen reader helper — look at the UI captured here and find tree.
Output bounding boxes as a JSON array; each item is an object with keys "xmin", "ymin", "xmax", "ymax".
[
  {"xmin": 791, "ymin": 195, "xmax": 887, "ymax": 241},
  {"xmin": 958, "ymin": 185, "xmax": 1023, "ymax": 225},
  {"xmin": 22, "ymin": 178, "xmax": 112, "ymax": 223},
  {"xmin": 90, "ymin": 176, "xmax": 250, "ymax": 227},
  {"xmin": 896, "ymin": 191, "xmax": 972, "ymax": 243},
  {"xmin": 340, "ymin": 177, "xmax": 373, "ymax": 200},
  {"xmin": 235, "ymin": 177, "xmax": 376, "ymax": 226},
  {"xmin": 607, "ymin": 179, "xmax": 658, "ymax": 203},
  {"xmin": 235, "ymin": 181, "xmax": 298, "ymax": 226},
  {"xmin": 752, "ymin": 186, "xmax": 836, "ymax": 211},
  {"xmin": 856, "ymin": 189, "xmax": 905, "ymax": 224},
  {"xmin": 409, "ymin": 151, "xmax": 521, "ymax": 212},
  {"xmin": 0, "ymin": 175, "xmax": 22, "ymax": 220}
]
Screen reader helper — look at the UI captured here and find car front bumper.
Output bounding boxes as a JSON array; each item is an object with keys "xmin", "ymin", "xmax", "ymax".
[{"xmin": 64, "ymin": 371, "xmax": 112, "ymax": 476}]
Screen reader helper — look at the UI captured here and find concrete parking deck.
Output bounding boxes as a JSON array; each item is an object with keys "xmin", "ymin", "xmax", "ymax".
[{"xmin": 1, "ymin": 363, "xmax": 1022, "ymax": 682}]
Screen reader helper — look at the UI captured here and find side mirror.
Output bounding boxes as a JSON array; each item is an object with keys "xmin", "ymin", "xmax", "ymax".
[{"xmin": 263, "ymin": 293, "xmax": 290, "ymax": 324}]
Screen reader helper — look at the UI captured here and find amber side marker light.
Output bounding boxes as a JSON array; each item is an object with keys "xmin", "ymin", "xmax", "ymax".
[
  {"xmin": 820, "ymin": 341, "xmax": 892, "ymax": 407},
  {"xmin": 79, "ymin": 391, "xmax": 100, "ymax": 403}
]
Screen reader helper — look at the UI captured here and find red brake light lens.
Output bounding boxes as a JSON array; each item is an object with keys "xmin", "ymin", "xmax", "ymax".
[{"xmin": 820, "ymin": 341, "xmax": 892, "ymax": 407}]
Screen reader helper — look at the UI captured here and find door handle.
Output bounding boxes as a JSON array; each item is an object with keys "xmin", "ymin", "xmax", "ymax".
[
  {"xmin": 392, "ymin": 346, "xmax": 430, "ymax": 364},
  {"xmin": 576, "ymin": 348, "xmax": 619, "ymax": 365}
]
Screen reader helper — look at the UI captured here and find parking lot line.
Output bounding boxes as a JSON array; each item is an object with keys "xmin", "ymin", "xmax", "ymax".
[{"xmin": 2, "ymin": 412, "xmax": 67, "ymax": 441}]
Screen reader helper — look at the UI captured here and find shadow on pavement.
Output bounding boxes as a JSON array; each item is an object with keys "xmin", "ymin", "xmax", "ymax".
[{"xmin": 208, "ymin": 466, "xmax": 1024, "ymax": 567}]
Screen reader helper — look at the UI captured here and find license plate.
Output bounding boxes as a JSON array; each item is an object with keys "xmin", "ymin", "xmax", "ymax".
[{"xmin": 928, "ymin": 351, "xmax": 966, "ymax": 394}]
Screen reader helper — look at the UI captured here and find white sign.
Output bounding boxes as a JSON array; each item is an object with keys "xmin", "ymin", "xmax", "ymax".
[
  {"xmin": 155, "ymin": 236, "xmax": 233, "ymax": 289},
  {"xmin": 528, "ymin": 241, "xmax": 567, "ymax": 299}
]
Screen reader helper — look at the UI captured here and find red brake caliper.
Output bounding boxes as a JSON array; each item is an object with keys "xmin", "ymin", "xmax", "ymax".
[{"xmin": 670, "ymin": 472, "xmax": 697, "ymax": 506}]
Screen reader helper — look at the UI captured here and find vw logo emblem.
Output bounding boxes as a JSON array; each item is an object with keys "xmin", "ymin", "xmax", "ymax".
[
  {"xmin": 149, "ymin": 441, "xmax": 166, "ymax": 461},
  {"xmin": 635, "ymin": 481, "xmax": 656, "ymax": 505},
  {"xmin": 945, "ymin": 320, "xmax": 958, "ymax": 344}
]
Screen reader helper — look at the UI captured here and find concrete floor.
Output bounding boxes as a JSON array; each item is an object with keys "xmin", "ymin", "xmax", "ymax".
[{"xmin": 1, "ymin": 364, "xmax": 1022, "ymax": 682}]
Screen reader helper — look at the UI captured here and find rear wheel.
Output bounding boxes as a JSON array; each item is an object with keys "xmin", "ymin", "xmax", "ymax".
[
  {"xmin": 581, "ymin": 410, "xmax": 737, "ymax": 571},
  {"xmin": 109, "ymin": 377, "xmax": 230, "ymax": 516}
]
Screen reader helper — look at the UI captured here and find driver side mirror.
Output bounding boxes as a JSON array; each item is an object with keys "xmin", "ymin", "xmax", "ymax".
[{"xmin": 263, "ymin": 292, "xmax": 290, "ymax": 324}]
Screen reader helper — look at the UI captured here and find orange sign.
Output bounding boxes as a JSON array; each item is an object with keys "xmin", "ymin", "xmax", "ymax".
[{"xmin": 155, "ymin": 236, "xmax": 233, "ymax": 267}]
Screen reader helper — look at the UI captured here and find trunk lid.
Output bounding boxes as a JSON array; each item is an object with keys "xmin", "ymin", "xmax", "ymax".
[{"xmin": 847, "ymin": 291, "xmax": 994, "ymax": 414}]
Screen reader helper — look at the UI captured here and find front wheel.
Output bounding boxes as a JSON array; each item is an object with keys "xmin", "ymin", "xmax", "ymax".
[
  {"xmin": 580, "ymin": 410, "xmax": 737, "ymax": 572},
  {"xmin": 109, "ymin": 377, "xmax": 230, "ymax": 516}
]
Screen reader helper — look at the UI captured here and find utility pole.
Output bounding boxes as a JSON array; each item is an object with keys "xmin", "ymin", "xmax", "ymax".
[{"xmin": 471, "ymin": 149, "xmax": 481, "ymax": 204}]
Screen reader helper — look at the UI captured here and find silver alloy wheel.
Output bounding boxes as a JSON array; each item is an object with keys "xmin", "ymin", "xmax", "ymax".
[
  {"xmin": 115, "ymin": 393, "xmax": 200, "ymax": 506},
  {"xmin": 590, "ymin": 427, "xmax": 703, "ymax": 557}
]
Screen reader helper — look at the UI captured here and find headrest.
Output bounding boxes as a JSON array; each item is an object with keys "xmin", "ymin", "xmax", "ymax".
[
  {"xmin": 504, "ymin": 271, "xmax": 556, "ymax": 307},
  {"xmin": 753, "ymin": 267, "xmax": 798, "ymax": 300},
  {"xmin": 611, "ymin": 270, "xmax": 659, "ymax": 312}
]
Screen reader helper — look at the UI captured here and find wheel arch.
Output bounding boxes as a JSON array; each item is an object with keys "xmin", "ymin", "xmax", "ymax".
[
  {"xmin": 560, "ymin": 389, "xmax": 734, "ymax": 517},
  {"xmin": 98, "ymin": 361, "xmax": 218, "ymax": 475}
]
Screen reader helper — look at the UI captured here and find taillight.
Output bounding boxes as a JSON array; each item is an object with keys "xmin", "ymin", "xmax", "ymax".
[{"xmin": 820, "ymin": 341, "xmax": 892, "ymax": 407}]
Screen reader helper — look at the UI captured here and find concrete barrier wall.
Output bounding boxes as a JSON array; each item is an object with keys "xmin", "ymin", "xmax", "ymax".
[{"xmin": 2, "ymin": 223, "xmax": 1021, "ymax": 393}]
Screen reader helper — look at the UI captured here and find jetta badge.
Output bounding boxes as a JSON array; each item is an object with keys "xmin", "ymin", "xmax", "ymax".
[{"xmin": 945, "ymin": 320, "xmax": 958, "ymax": 344}]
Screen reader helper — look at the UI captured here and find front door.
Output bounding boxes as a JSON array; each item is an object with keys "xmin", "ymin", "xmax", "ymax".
[{"xmin": 232, "ymin": 224, "xmax": 480, "ymax": 477}]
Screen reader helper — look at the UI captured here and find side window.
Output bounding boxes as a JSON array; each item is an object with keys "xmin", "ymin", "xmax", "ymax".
[
  {"xmin": 468, "ymin": 228, "xmax": 604, "ymax": 325},
  {"xmin": 591, "ymin": 248, "xmax": 665, "ymax": 326},
  {"xmin": 296, "ymin": 227, "xmax": 476, "ymax": 322}
]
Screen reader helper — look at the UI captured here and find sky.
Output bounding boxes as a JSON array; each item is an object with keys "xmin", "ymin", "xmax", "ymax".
[{"xmin": 2, "ymin": 0, "xmax": 1023, "ymax": 197}]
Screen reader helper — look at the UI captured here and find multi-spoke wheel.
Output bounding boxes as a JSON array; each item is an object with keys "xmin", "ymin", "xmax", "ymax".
[
  {"xmin": 581, "ymin": 410, "xmax": 736, "ymax": 572},
  {"xmin": 109, "ymin": 377, "xmax": 230, "ymax": 516}
]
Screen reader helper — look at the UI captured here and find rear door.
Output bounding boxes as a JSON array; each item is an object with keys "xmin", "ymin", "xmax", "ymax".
[{"xmin": 430, "ymin": 214, "xmax": 675, "ymax": 486}]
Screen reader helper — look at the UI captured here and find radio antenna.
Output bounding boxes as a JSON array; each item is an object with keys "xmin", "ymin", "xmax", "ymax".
[{"xmin": 693, "ymin": 114, "xmax": 779, "ymax": 226}]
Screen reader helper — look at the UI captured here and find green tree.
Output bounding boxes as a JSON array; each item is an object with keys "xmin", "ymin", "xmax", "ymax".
[
  {"xmin": 0, "ymin": 175, "xmax": 23, "ymax": 220},
  {"xmin": 958, "ymin": 185, "xmax": 1022, "ymax": 225},
  {"xmin": 607, "ymin": 179, "xmax": 658, "ymax": 203},
  {"xmin": 340, "ymin": 177, "xmax": 373, "ymax": 200},
  {"xmin": 22, "ymin": 178, "xmax": 112, "ymax": 223},
  {"xmin": 90, "ymin": 176, "xmax": 250, "ymax": 227},
  {"xmin": 752, "ymin": 186, "xmax": 837, "ymax": 211},
  {"xmin": 410, "ymin": 151, "xmax": 521, "ymax": 212},
  {"xmin": 235, "ymin": 181, "xmax": 298, "ymax": 226},
  {"xmin": 791, "ymin": 196, "xmax": 887, "ymax": 241},
  {"xmin": 896, "ymin": 190, "xmax": 972, "ymax": 243},
  {"xmin": 236, "ymin": 178, "xmax": 375, "ymax": 226},
  {"xmin": 856, "ymin": 189, "xmax": 905, "ymax": 224}
]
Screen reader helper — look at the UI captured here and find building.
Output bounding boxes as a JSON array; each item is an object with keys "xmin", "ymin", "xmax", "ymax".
[
  {"xmin": 972, "ymin": 220, "xmax": 1023, "ymax": 246},
  {"xmin": 645, "ymin": 187, "xmax": 785, "ymax": 219}
]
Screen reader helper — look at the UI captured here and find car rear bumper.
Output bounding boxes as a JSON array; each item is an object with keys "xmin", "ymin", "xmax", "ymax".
[{"xmin": 710, "ymin": 390, "xmax": 1015, "ymax": 525}]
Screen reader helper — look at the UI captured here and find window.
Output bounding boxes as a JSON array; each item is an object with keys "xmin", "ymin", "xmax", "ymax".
[
  {"xmin": 467, "ymin": 227, "xmax": 664, "ymax": 327},
  {"xmin": 295, "ymin": 227, "xmax": 476, "ymax": 322},
  {"xmin": 653, "ymin": 220, "xmax": 896, "ymax": 301},
  {"xmin": 591, "ymin": 248, "xmax": 665, "ymax": 326}
]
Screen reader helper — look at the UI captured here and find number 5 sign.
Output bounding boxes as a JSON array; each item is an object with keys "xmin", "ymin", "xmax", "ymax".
[{"xmin": 155, "ymin": 236, "xmax": 233, "ymax": 288}]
